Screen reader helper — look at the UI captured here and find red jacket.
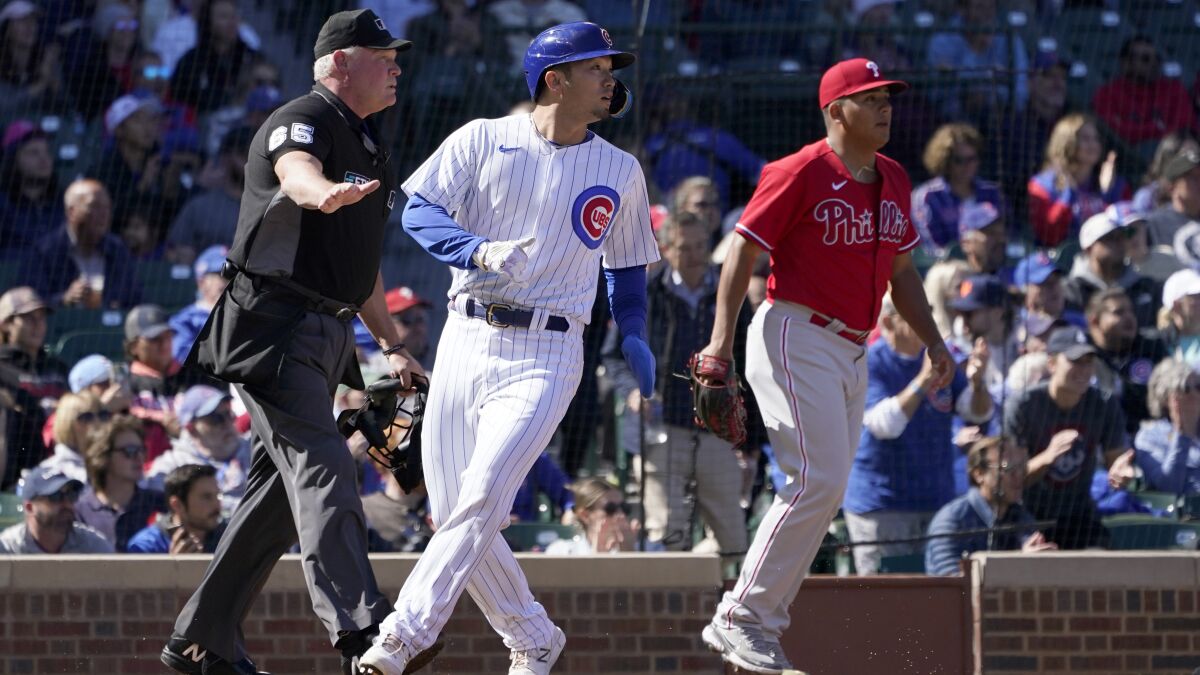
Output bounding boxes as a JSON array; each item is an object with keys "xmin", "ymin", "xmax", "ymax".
[{"xmin": 1092, "ymin": 76, "xmax": 1195, "ymax": 145}]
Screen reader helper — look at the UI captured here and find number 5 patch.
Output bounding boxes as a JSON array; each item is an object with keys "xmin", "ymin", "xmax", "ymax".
[{"xmin": 290, "ymin": 123, "xmax": 315, "ymax": 144}]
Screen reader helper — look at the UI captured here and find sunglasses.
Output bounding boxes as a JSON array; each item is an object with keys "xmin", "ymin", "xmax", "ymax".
[
  {"xmin": 44, "ymin": 487, "xmax": 81, "ymax": 504},
  {"xmin": 594, "ymin": 501, "xmax": 630, "ymax": 517},
  {"xmin": 77, "ymin": 410, "xmax": 114, "ymax": 424},
  {"xmin": 114, "ymin": 443, "xmax": 146, "ymax": 458},
  {"xmin": 950, "ymin": 154, "xmax": 980, "ymax": 166},
  {"xmin": 198, "ymin": 409, "xmax": 234, "ymax": 425},
  {"xmin": 397, "ymin": 314, "xmax": 426, "ymax": 327},
  {"xmin": 142, "ymin": 65, "xmax": 169, "ymax": 80}
]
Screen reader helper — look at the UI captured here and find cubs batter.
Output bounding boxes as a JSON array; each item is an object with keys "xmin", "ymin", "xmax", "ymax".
[
  {"xmin": 359, "ymin": 22, "xmax": 659, "ymax": 675},
  {"xmin": 697, "ymin": 59, "xmax": 954, "ymax": 674}
]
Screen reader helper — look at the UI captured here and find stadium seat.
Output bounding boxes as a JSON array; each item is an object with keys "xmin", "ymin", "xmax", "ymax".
[
  {"xmin": 1130, "ymin": 490, "xmax": 1182, "ymax": 517},
  {"xmin": 53, "ymin": 329, "xmax": 127, "ymax": 366},
  {"xmin": 136, "ymin": 261, "xmax": 196, "ymax": 310},
  {"xmin": 0, "ymin": 492, "xmax": 23, "ymax": 529},
  {"xmin": 878, "ymin": 553, "xmax": 926, "ymax": 574},
  {"xmin": 0, "ymin": 263, "xmax": 19, "ymax": 292},
  {"xmin": 1181, "ymin": 495, "xmax": 1200, "ymax": 520},
  {"xmin": 1103, "ymin": 514, "xmax": 1200, "ymax": 550},
  {"xmin": 502, "ymin": 523, "xmax": 578, "ymax": 552},
  {"xmin": 47, "ymin": 308, "xmax": 125, "ymax": 344},
  {"xmin": 1053, "ymin": 8, "xmax": 1133, "ymax": 81}
]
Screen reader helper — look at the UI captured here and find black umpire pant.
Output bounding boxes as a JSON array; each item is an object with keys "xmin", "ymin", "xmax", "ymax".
[{"xmin": 174, "ymin": 306, "xmax": 388, "ymax": 661}]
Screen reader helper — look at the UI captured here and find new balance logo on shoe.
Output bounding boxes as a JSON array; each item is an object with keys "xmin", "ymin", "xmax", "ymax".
[
  {"xmin": 182, "ymin": 643, "xmax": 206, "ymax": 663},
  {"xmin": 536, "ymin": 647, "xmax": 551, "ymax": 663}
]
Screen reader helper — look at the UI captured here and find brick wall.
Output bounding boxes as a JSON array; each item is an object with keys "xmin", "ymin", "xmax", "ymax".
[{"xmin": 972, "ymin": 552, "xmax": 1200, "ymax": 675}]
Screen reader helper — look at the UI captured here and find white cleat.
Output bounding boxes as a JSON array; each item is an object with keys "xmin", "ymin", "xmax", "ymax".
[
  {"xmin": 509, "ymin": 626, "xmax": 566, "ymax": 674},
  {"xmin": 702, "ymin": 621, "xmax": 808, "ymax": 675}
]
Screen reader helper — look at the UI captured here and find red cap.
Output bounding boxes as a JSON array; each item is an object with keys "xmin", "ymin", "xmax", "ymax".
[
  {"xmin": 385, "ymin": 286, "xmax": 431, "ymax": 315},
  {"xmin": 818, "ymin": 58, "xmax": 908, "ymax": 109}
]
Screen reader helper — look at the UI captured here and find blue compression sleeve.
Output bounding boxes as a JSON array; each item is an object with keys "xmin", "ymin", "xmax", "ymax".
[
  {"xmin": 605, "ymin": 265, "xmax": 648, "ymax": 340},
  {"xmin": 401, "ymin": 194, "xmax": 487, "ymax": 269}
]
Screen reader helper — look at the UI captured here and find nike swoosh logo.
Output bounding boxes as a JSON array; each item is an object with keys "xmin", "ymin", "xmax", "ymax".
[
  {"xmin": 498, "ymin": 145, "xmax": 519, "ymax": 153},
  {"xmin": 832, "ymin": 180, "xmax": 848, "ymax": 190}
]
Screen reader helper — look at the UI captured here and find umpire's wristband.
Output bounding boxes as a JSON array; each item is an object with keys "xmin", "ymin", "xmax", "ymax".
[{"xmin": 381, "ymin": 343, "xmax": 407, "ymax": 357}]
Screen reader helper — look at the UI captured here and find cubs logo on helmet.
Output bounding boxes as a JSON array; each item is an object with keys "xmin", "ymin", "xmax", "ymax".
[{"xmin": 571, "ymin": 186, "xmax": 620, "ymax": 249}]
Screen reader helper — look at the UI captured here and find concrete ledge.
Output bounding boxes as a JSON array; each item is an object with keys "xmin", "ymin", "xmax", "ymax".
[
  {"xmin": 971, "ymin": 551, "xmax": 1200, "ymax": 588},
  {"xmin": 0, "ymin": 552, "xmax": 722, "ymax": 591}
]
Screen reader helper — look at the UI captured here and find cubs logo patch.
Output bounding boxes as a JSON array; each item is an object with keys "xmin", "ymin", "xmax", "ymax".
[
  {"xmin": 571, "ymin": 186, "xmax": 620, "ymax": 249},
  {"xmin": 1129, "ymin": 359, "xmax": 1153, "ymax": 385},
  {"xmin": 928, "ymin": 386, "xmax": 953, "ymax": 413},
  {"xmin": 601, "ymin": 28, "xmax": 613, "ymax": 47},
  {"xmin": 344, "ymin": 171, "xmax": 370, "ymax": 185},
  {"xmin": 268, "ymin": 126, "xmax": 286, "ymax": 151},
  {"xmin": 290, "ymin": 123, "xmax": 314, "ymax": 144}
]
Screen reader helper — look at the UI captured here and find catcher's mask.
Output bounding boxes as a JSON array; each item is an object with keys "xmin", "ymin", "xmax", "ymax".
[{"xmin": 337, "ymin": 376, "xmax": 427, "ymax": 478}]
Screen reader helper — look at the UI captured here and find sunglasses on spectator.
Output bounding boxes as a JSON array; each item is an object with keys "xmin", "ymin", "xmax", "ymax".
[
  {"xmin": 114, "ymin": 444, "xmax": 146, "ymax": 458},
  {"xmin": 77, "ymin": 411, "xmax": 114, "ymax": 424},
  {"xmin": 142, "ymin": 65, "xmax": 169, "ymax": 80},
  {"xmin": 950, "ymin": 154, "xmax": 980, "ymax": 166},
  {"xmin": 199, "ymin": 409, "xmax": 234, "ymax": 425},
  {"xmin": 593, "ymin": 501, "xmax": 630, "ymax": 517},
  {"xmin": 397, "ymin": 314, "xmax": 426, "ymax": 327},
  {"xmin": 44, "ymin": 487, "xmax": 81, "ymax": 504},
  {"xmin": 995, "ymin": 460, "xmax": 1026, "ymax": 475},
  {"xmin": 691, "ymin": 200, "xmax": 720, "ymax": 209}
]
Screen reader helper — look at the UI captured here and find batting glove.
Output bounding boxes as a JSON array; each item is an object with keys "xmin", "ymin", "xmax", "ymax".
[
  {"xmin": 473, "ymin": 236, "xmax": 536, "ymax": 284},
  {"xmin": 621, "ymin": 334, "xmax": 656, "ymax": 397}
]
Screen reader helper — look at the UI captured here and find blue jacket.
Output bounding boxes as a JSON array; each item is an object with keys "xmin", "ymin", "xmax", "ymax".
[
  {"xmin": 925, "ymin": 488, "xmax": 1037, "ymax": 576},
  {"xmin": 169, "ymin": 302, "xmax": 213, "ymax": 363},
  {"xmin": 911, "ymin": 176, "xmax": 1005, "ymax": 249},
  {"xmin": 21, "ymin": 225, "xmax": 142, "ymax": 308},
  {"xmin": 511, "ymin": 452, "xmax": 573, "ymax": 522},
  {"xmin": 1134, "ymin": 419, "xmax": 1200, "ymax": 496}
]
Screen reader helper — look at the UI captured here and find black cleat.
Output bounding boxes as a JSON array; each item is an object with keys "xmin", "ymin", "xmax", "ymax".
[{"xmin": 160, "ymin": 634, "xmax": 270, "ymax": 675}]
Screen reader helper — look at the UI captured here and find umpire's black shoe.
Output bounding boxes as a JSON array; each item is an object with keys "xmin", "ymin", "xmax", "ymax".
[{"xmin": 161, "ymin": 634, "xmax": 271, "ymax": 675}]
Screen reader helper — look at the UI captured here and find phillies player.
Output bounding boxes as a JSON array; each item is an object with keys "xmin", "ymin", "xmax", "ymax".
[
  {"xmin": 358, "ymin": 22, "xmax": 658, "ymax": 675},
  {"xmin": 698, "ymin": 59, "xmax": 954, "ymax": 674}
]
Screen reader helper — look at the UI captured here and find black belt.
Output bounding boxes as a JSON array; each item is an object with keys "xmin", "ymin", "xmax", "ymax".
[
  {"xmin": 227, "ymin": 263, "xmax": 359, "ymax": 323},
  {"xmin": 462, "ymin": 298, "xmax": 568, "ymax": 332}
]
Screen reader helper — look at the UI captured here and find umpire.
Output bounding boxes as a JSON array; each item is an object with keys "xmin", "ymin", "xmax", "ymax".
[{"xmin": 160, "ymin": 9, "xmax": 425, "ymax": 675}]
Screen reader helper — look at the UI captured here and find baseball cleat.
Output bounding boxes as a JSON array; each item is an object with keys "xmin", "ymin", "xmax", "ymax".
[
  {"xmin": 702, "ymin": 622, "xmax": 807, "ymax": 675},
  {"xmin": 160, "ymin": 634, "xmax": 269, "ymax": 675},
  {"xmin": 509, "ymin": 626, "xmax": 566, "ymax": 674},
  {"xmin": 356, "ymin": 635, "xmax": 443, "ymax": 675}
]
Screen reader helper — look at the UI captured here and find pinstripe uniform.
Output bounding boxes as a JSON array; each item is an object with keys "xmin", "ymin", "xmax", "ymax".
[{"xmin": 375, "ymin": 112, "xmax": 659, "ymax": 653}]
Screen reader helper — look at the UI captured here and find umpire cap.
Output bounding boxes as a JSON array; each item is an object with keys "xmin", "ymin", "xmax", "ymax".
[
  {"xmin": 314, "ymin": 9, "xmax": 411, "ymax": 60},
  {"xmin": 524, "ymin": 21, "xmax": 635, "ymax": 100}
]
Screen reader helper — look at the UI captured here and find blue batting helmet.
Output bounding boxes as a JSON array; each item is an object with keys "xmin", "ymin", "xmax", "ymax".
[{"xmin": 523, "ymin": 22, "xmax": 635, "ymax": 102}]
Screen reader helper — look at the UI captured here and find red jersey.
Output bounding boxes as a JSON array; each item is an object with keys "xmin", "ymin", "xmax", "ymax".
[{"xmin": 735, "ymin": 139, "xmax": 919, "ymax": 332}]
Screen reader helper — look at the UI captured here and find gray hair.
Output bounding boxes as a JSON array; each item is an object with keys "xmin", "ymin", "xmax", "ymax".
[
  {"xmin": 313, "ymin": 46, "xmax": 360, "ymax": 80},
  {"xmin": 1147, "ymin": 358, "xmax": 1195, "ymax": 418},
  {"xmin": 1005, "ymin": 351, "xmax": 1050, "ymax": 396}
]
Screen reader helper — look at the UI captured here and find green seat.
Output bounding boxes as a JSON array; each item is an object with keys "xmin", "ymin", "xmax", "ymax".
[
  {"xmin": 0, "ymin": 492, "xmax": 24, "ymax": 529},
  {"xmin": 502, "ymin": 523, "xmax": 577, "ymax": 552},
  {"xmin": 47, "ymin": 308, "xmax": 125, "ymax": 344},
  {"xmin": 53, "ymin": 329, "xmax": 126, "ymax": 365},
  {"xmin": 136, "ymin": 261, "xmax": 196, "ymax": 310},
  {"xmin": 1180, "ymin": 495, "xmax": 1200, "ymax": 520},
  {"xmin": 1130, "ymin": 490, "xmax": 1182, "ymax": 517},
  {"xmin": 878, "ymin": 553, "xmax": 926, "ymax": 574},
  {"xmin": 1104, "ymin": 515, "xmax": 1200, "ymax": 550}
]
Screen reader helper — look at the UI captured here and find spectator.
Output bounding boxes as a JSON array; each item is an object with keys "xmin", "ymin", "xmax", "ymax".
[
  {"xmin": 1144, "ymin": 147, "xmax": 1200, "ymax": 248},
  {"xmin": 957, "ymin": 202, "xmax": 1010, "ymax": 280},
  {"xmin": 0, "ymin": 286, "xmax": 68, "ymax": 399},
  {"xmin": 151, "ymin": 0, "xmax": 261, "ymax": 74},
  {"xmin": 37, "ymin": 391, "xmax": 106, "ymax": 483},
  {"xmin": 948, "ymin": 274, "xmax": 1017, "ymax": 399},
  {"xmin": 1092, "ymin": 35, "xmax": 1194, "ymax": 147},
  {"xmin": 166, "ymin": 126, "xmax": 252, "ymax": 262},
  {"xmin": 671, "ymin": 176, "xmax": 723, "ymax": 240},
  {"xmin": 145, "ymin": 384, "xmax": 249, "ymax": 514},
  {"xmin": 76, "ymin": 415, "xmax": 165, "ymax": 550},
  {"xmin": 1133, "ymin": 131, "xmax": 1198, "ymax": 213},
  {"xmin": 511, "ymin": 452, "xmax": 572, "ymax": 523},
  {"xmin": 60, "ymin": 2, "xmax": 141, "ymax": 121},
  {"xmin": 1005, "ymin": 350, "xmax": 1050, "ymax": 396},
  {"xmin": 22, "ymin": 179, "xmax": 142, "ymax": 309},
  {"xmin": 994, "ymin": 48, "xmax": 1069, "ymax": 208},
  {"xmin": 1012, "ymin": 251, "xmax": 1085, "ymax": 344},
  {"xmin": 923, "ymin": 259, "xmax": 971, "ymax": 338},
  {"xmin": 0, "ymin": 120, "xmax": 63, "ymax": 257},
  {"xmin": 605, "ymin": 212, "xmax": 752, "ymax": 559},
  {"xmin": 0, "ymin": 1, "xmax": 64, "ymax": 123},
  {"xmin": 1004, "ymin": 327, "xmax": 1129, "ymax": 549},
  {"xmin": 1160, "ymin": 268, "xmax": 1200, "ymax": 366},
  {"xmin": 67, "ymin": 354, "xmax": 132, "ymax": 415},
  {"xmin": 926, "ymin": 0, "xmax": 1029, "ymax": 121},
  {"xmin": 127, "ymin": 463, "xmax": 225, "ymax": 554},
  {"xmin": 1065, "ymin": 209, "xmax": 1161, "ymax": 329},
  {"xmin": 692, "ymin": 0, "xmax": 808, "ymax": 68},
  {"xmin": 1135, "ymin": 358, "xmax": 1200, "ymax": 495},
  {"xmin": 845, "ymin": 1, "xmax": 909, "ymax": 73},
  {"xmin": 406, "ymin": 0, "xmax": 507, "ymax": 73},
  {"xmin": 169, "ymin": 245, "xmax": 229, "ymax": 363},
  {"xmin": 1028, "ymin": 113, "xmax": 1128, "ymax": 246},
  {"xmin": 365, "ymin": 286, "xmax": 434, "ymax": 373},
  {"xmin": 912, "ymin": 123, "xmax": 1005, "ymax": 251},
  {"xmin": 925, "ymin": 436, "xmax": 1055, "ymax": 576},
  {"xmin": 487, "ymin": 0, "xmax": 585, "ymax": 76},
  {"xmin": 360, "ymin": 456, "xmax": 433, "ymax": 553},
  {"xmin": 844, "ymin": 294, "xmax": 993, "ymax": 575},
  {"xmin": 87, "ymin": 94, "xmax": 176, "ymax": 225},
  {"xmin": 168, "ymin": 0, "xmax": 258, "ymax": 114},
  {"xmin": 202, "ymin": 61, "xmax": 281, "ymax": 159},
  {"xmin": 1122, "ymin": 201, "xmax": 1182, "ymax": 283},
  {"xmin": 545, "ymin": 478, "xmax": 657, "ymax": 554},
  {"xmin": 0, "ymin": 467, "xmax": 113, "ymax": 553},
  {"xmin": 1086, "ymin": 287, "xmax": 1168, "ymax": 435},
  {"xmin": 117, "ymin": 196, "xmax": 170, "ymax": 261}
]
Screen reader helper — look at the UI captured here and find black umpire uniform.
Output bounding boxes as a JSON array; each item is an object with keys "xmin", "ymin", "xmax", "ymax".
[{"xmin": 168, "ymin": 10, "xmax": 409, "ymax": 670}]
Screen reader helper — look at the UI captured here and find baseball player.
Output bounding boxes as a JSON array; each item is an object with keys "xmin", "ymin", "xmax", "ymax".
[
  {"xmin": 359, "ymin": 22, "xmax": 659, "ymax": 675},
  {"xmin": 697, "ymin": 59, "xmax": 954, "ymax": 674}
]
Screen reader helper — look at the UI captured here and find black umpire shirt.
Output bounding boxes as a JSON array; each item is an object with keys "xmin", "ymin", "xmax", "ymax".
[{"xmin": 229, "ymin": 82, "xmax": 395, "ymax": 305}]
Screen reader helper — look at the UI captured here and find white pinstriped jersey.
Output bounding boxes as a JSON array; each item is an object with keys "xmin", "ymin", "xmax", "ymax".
[{"xmin": 401, "ymin": 113, "xmax": 660, "ymax": 322}]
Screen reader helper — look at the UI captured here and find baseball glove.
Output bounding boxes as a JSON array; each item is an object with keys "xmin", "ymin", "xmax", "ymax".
[
  {"xmin": 337, "ymin": 376, "xmax": 428, "ymax": 493},
  {"xmin": 687, "ymin": 353, "xmax": 747, "ymax": 447}
]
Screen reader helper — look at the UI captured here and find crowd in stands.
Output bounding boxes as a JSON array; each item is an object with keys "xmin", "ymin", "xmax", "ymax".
[{"xmin": 2, "ymin": 0, "xmax": 1200, "ymax": 577}]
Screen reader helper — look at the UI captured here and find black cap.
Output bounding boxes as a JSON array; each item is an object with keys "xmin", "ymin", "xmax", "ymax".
[
  {"xmin": 313, "ymin": 9, "xmax": 411, "ymax": 60},
  {"xmin": 948, "ymin": 274, "xmax": 1008, "ymax": 312},
  {"xmin": 1045, "ymin": 327, "xmax": 1098, "ymax": 361}
]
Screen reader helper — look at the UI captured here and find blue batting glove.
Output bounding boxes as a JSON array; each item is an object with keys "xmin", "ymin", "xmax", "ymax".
[{"xmin": 621, "ymin": 334, "xmax": 655, "ymax": 397}]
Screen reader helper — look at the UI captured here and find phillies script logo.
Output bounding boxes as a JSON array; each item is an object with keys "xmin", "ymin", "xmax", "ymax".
[
  {"xmin": 815, "ymin": 198, "xmax": 909, "ymax": 246},
  {"xmin": 571, "ymin": 186, "xmax": 621, "ymax": 250}
]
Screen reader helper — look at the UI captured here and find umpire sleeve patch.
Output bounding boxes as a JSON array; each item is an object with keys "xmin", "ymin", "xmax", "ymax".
[
  {"xmin": 268, "ymin": 126, "xmax": 286, "ymax": 151},
  {"xmin": 290, "ymin": 123, "xmax": 315, "ymax": 144}
]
